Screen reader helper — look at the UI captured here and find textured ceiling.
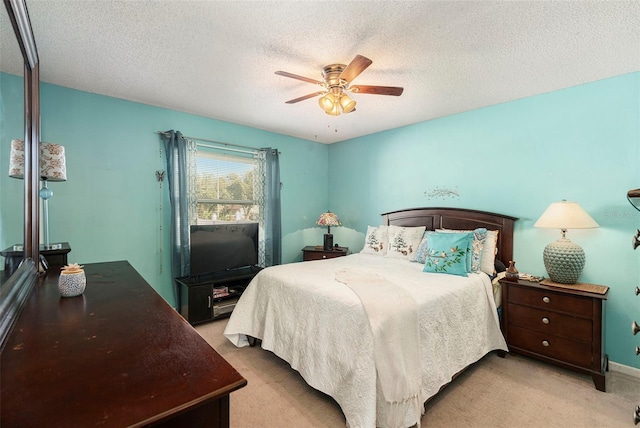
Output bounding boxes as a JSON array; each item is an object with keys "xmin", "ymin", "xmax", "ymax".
[{"xmin": 1, "ymin": 1, "xmax": 639, "ymax": 144}]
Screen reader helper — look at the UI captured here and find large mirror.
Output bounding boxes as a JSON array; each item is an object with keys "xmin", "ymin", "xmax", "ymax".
[
  {"xmin": 0, "ymin": 2, "xmax": 24, "ymax": 272},
  {"xmin": 0, "ymin": 0, "xmax": 40, "ymax": 348}
]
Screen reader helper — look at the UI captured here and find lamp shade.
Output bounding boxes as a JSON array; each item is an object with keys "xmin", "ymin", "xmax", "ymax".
[
  {"xmin": 325, "ymin": 102, "xmax": 341, "ymax": 116},
  {"xmin": 317, "ymin": 211, "xmax": 341, "ymax": 227},
  {"xmin": 318, "ymin": 93, "xmax": 336, "ymax": 112},
  {"xmin": 9, "ymin": 139, "xmax": 67, "ymax": 181},
  {"xmin": 533, "ymin": 201, "xmax": 599, "ymax": 230},
  {"xmin": 339, "ymin": 94, "xmax": 356, "ymax": 113}
]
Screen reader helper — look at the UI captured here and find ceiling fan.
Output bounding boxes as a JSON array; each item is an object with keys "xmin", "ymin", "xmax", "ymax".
[{"xmin": 275, "ymin": 54, "xmax": 404, "ymax": 116}]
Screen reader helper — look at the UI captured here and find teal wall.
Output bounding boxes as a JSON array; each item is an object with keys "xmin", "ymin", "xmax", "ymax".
[
  {"xmin": 0, "ymin": 72, "xmax": 329, "ymax": 305},
  {"xmin": 2, "ymin": 71, "xmax": 640, "ymax": 368},
  {"xmin": 328, "ymin": 72, "xmax": 640, "ymax": 367}
]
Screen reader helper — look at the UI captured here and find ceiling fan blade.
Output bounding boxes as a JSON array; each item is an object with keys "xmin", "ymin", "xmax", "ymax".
[
  {"xmin": 350, "ymin": 85, "xmax": 404, "ymax": 96},
  {"xmin": 285, "ymin": 92, "xmax": 324, "ymax": 104},
  {"xmin": 339, "ymin": 55, "xmax": 372, "ymax": 83},
  {"xmin": 275, "ymin": 71, "xmax": 322, "ymax": 85}
]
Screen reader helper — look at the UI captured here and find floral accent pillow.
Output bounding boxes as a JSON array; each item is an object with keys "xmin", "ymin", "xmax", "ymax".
[
  {"xmin": 422, "ymin": 232, "xmax": 472, "ymax": 277},
  {"xmin": 360, "ymin": 225, "xmax": 389, "ymax": 255},
  {"xmin": 413, "ymin": 232, "xmax": 431, "ymax": 264},
  {"xmin": 437, "ymin": 228, "xmax": 487, "ymax": 273},
  {"xmin": 386, "ymin": 225, "xmax": 426, "ymax": 259}
]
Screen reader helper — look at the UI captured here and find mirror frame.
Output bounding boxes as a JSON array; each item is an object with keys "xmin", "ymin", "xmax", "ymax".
[{"xmin": 0, "ymin": 0, "xmax": 40, "ymax": 350}]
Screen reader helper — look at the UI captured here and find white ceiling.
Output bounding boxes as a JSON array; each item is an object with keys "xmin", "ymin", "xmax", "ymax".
[{"xmin": 1, "ymin": 1, "xmax": 639, "ymax": 144}]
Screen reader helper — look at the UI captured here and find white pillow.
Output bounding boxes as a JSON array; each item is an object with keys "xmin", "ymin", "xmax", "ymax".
[
  {"xmin": 386, "ymin": 225, "xmax": 426, "ymax": 259},
  {"xmin": 360, "ymin": 225, "xmax": 389, "ymax": 256},
  {"xmin": 480, "ymin": 230, "xmax": 499, "ymax": 275}
]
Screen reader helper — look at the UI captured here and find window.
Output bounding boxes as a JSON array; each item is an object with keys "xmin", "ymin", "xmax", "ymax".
[{"xmin": 195, "ymin": 147, "xmax": 259, "ymax": 225}]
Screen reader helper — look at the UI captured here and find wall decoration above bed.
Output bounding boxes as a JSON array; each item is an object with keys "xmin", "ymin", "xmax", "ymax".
[{"xmin": 423, "ymin": 186, "xmax": 460, "ymax": 200}]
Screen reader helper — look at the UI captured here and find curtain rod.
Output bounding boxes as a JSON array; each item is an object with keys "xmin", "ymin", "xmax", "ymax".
[{"xmin": 156, "ymin": 131, "xmax": 262, "ymax": 155}]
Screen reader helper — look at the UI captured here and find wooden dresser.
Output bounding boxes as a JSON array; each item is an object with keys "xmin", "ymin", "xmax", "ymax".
[
  {"xmin": 500, "ymin": 278, "xmax": 608, "ymax": 391},
  {"xmin": 1, "ymin": 261, "xmax": 246, "ymax": 427}
]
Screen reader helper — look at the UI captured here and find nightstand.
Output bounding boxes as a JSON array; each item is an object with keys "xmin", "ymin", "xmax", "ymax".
[
  {"xmin": 302, "ymin": 246, "xmax": 348, "ymax": 261},
  {"xmin": 499, "ymin": 278, "xmax": 608, "ymax": 391},
  {"xmin": 1, "ymin": 242, "xmax": 71, "ymax": 275}
]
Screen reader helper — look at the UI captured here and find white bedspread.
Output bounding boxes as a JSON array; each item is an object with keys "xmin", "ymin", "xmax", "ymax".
[{"xmin": 224, "ymin": 253, "xmax": 507, "ymax": 428}]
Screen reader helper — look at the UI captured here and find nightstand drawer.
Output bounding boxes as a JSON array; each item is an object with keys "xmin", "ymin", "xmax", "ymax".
[
  {"xmin": 304, "ymin": 251, "xmax": 342, "ymax": 261},
  {"xmin": 509, "ymin": 285, "xmax": 592, "ymax": 317},
  {"xmin": 507, "ymin": 303, "xmax": 592, "ymax": 342},
  {"xmin": 508, "ymin": 325, "xmax": 592, "ymax": 368},
  {"xmin": 302, "ymin": 246, "xmax": 348, "ymax": 261}
]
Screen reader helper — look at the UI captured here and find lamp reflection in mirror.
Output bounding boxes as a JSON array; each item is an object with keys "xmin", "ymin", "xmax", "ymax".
[
  {"xmin": 9, "ymin": 139, "xmax": 67, "ymax": 249},
  {"xmin": 317, "ymin": 211, "xmax": 341, "ymax": 251},
  {"xmin": 534, "ymin": 200, "xmax": 599, "ymax": 284}
]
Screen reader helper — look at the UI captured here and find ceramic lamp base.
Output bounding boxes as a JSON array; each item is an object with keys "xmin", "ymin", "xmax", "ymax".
[
  {"xmin": 323, "ymin": 233, "xmax": 333, "ymax": 251},
  {"xmin": 542, "ymin": 237, "xmax": 585, "ymax": 284}
]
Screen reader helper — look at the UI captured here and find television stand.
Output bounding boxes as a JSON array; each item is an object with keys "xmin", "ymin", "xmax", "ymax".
[{"xmin": 176, "ymin": 265, "xmax": 262, "ymax": 325}]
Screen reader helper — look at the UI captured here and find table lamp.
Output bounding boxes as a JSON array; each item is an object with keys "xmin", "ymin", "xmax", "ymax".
[
  {"xmin": 9, "ymin": 139, "xmax": 67, "ymax": 249},
  {"xmin": 317, "ymin": 211, "xmax": 341, "ymax": 251},
  {"xmin": 533, "ymin": 200, "xmax": 599, "ymax": 284}
]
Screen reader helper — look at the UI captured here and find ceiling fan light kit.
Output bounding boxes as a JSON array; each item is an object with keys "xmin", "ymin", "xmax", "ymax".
[{"xmin": 276, "ymin": 54, "xmax": 403, "ymax": 117}]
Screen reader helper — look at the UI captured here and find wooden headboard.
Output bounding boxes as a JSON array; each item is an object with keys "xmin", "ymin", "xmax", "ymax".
[{"xmin": 382, "ymin": 207, "xmax": 518, "ymax": 266}]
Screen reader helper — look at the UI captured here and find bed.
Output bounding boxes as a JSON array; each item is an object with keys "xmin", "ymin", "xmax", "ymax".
[{"xmin": 224, "ymin": 207, "xmax": 517, "ymax": 428}]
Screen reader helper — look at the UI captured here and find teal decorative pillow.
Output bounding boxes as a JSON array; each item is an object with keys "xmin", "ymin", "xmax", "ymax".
[
  {"xmin": 437, "ymin": 228, "xmax": 486, "ymax": 272},
  {"xmin": 422, "ymin": 232, "xmax": 472, "ymax": 277}
]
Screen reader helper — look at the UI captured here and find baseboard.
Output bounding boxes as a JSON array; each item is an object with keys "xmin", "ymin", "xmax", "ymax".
[{"xmin": 609, "ymin": 361, "xmax": 640, "ymax": 379}]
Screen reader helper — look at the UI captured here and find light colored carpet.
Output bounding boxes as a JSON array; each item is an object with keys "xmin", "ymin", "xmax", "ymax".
[{"xmin": 197, "ymin": 318, "xmax": 640, "ymax": 428}]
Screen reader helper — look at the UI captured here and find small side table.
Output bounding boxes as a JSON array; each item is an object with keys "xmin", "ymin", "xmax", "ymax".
[
  {"xmin": 302, "ymin": 246, "xmax": 348, "ymax": 261},
  {"xmin": 499, "ymin": 278, "xmax": 608, "ymax": 391},
  {"xmin": 1, "ymin": 242, "xmax": 71, "ymax": 275}
]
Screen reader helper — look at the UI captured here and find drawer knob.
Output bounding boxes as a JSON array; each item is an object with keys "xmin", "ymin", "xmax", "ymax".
[
  {"xmin": 542, "ymin": 296, "xmax": 550, "ymax": 304},
  {"xmin": 636, "ymin": 287, "xmax": 640, "ymax": 296},
  {"xmin": 542, "ymin": 317, "xmax": 550, "ymax": 325},
  {"xmin": 634, "ymin": 406, "xmax": 640, "ymax": 425},
  {"xmin": 322, "ymin": 255, "xmax": 327, "ymax": 259},
  {"xmin": 636, "ymin": 346, "xmax": 640, "ymax": 356},
  {"xmin": 634, "ymin": 321, "xmax": 640, "ymax": 336},
  {"xmin": 542, "ymin": 340, "xmax": 550, "ymax": 347}
]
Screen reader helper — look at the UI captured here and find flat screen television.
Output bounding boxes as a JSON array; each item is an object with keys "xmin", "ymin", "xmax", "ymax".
[{"xmin": 190, "ymin": 223, "xmax": 259, "ymax": 276}]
